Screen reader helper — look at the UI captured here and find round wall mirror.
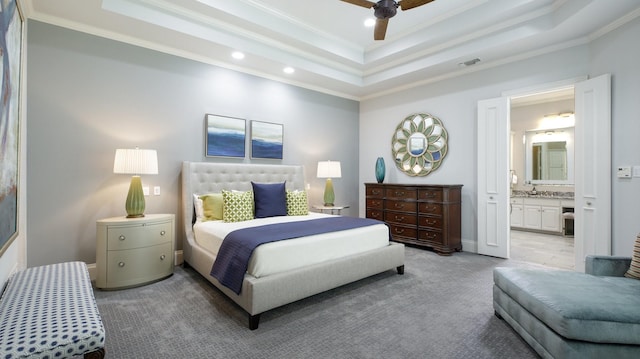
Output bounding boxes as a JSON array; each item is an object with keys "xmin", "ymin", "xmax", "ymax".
[{"xmin": 391, "ymin": 113, "xmax": 449, "ymax": 176}]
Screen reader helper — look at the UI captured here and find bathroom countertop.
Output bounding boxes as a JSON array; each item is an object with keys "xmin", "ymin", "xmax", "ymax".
[{"xmin": 511, "ymin": 190, "xmax": 574, "ymax": 200}]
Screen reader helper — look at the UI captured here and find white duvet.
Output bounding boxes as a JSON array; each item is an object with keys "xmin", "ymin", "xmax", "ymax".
[{"xmin": 193, "ymin": 213, "xmax": 389, "ymax": 278}]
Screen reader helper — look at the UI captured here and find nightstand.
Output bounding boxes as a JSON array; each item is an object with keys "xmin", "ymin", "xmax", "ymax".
[
  {"xmin": 96, "ymin": 214, "xmax": 174, "ymax": 289},
  {"xmin": 312, "ymin": 205, "xmax": 350, "ymax": 215}
]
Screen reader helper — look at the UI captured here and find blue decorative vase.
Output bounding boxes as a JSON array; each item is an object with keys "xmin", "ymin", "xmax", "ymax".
[{"xmin": 375, "ymin": 157, "xmax": 385, "ymax": 183}]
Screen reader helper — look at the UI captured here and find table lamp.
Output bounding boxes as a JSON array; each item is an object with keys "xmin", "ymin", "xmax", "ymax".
[
  {"xmin": 113, "ymin": 148, "xmax": 158, "ymax": 218},
  {"xmin": 317, "ymin": 161, "xmax": 341, "ymax": 206}
]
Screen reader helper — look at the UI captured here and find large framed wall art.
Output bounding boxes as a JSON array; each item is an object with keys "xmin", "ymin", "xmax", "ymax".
[
  {"xmin": 205, "ymin": 114, "xmax": 246, "ymax": 158},
  {"xmin": 0, "ymin": 0, "xmax": 23, "ymax": 256},
  {"xmin": 250, "ymin": 120, "xmax": 283, "ymax": 160}
]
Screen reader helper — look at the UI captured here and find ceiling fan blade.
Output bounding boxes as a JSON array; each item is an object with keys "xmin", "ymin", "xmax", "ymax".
[
  {"xmin": 340, "ymin": 0, "xmax": 376, "ymax": 9},
  {"xmin": 399, "ymin": 0, "xmax": 435, "ymax": 11},
  {"xmin": 374, "ymin": 18, "xmax": 389, "ymax": 40}
]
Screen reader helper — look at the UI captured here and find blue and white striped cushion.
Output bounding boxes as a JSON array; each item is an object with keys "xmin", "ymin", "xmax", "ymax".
[{"xmin": 0, "ymin": 262, "xmax": 105, "ymax": 358}]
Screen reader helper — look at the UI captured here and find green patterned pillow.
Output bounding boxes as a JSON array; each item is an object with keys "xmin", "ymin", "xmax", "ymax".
[
  {"xmin": 625, "ymin": 234, "xmax": 640, "ymax": 279},
  {"xmin": 222, "ymin": 190, "xmax": 254, "ymax": 222},
  {"xmin": 286, "ymin": 190, "xmax": 309, "ymax": 216}
]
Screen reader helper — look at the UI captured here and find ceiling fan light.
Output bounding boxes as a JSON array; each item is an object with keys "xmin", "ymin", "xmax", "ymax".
[
  {"xmin": 231, "ymin": 51, "xmax": 245, "ymax": 60},
  {"xmin": 283, "ymin": 67, "xmax": 295, "ymax": 74},
  {"xmin": 364, "ymin": 18, "xmax": 376, "ymax": 27}
]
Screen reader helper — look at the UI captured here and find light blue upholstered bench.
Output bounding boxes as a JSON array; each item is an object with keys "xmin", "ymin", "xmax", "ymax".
[
  {"xmin": 0, "ymin": 262, "xmax": 106, "ymax": 359},
  {"xmin": 493, "ymin": 256, "xmax": 640, "ymax": 359}
]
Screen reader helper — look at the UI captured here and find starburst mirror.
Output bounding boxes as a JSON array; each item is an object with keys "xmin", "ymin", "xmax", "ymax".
[{"xmin": 391, "ymin": 113, "xmax": 448, "ymax": 176}]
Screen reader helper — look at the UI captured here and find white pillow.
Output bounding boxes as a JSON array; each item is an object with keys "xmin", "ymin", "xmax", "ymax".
[{"xmin": 193, "ymin": 194, "xmax": 204, "ymax": 221}]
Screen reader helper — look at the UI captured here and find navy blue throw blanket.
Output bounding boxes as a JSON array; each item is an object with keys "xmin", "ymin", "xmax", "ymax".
[{"xmin": 210, "ymin": 217, "xmax": 387, "ymax": 294}]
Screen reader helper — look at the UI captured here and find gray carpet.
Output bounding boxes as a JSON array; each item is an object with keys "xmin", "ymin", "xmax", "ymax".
[{"xmin": 93, "ymin": 247, "xmax": 542, "ymax": 358}]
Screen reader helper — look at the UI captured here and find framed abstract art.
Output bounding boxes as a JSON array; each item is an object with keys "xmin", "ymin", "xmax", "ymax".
[
  {"xmin": 205, "ymin": 114, "xmax": 246, "ymax": 158},
  {"xmin": 0, "ymin": 0, "xmax": 23, "ymax": 256},
  {"xmin": 250, "ymin": 120, "xmax": 283, "ymax": 160}
]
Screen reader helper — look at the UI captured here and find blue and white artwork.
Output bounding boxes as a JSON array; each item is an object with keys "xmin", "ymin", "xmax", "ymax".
[
  {"xmin": 251, "ymin": 121, "xmax": 283, "ymax": 159},
  {"xmin": 1, "ymin": 0, "xmax": 22, "ymax": 256},
  {"xmin": 206, "ymin": 114, "xmax": 246, "ymax": 158}
]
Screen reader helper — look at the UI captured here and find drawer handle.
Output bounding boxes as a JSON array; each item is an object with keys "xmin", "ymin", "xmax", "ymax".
[
  {"xmin": 424, "ymin": 192, "xmax": 437, "ymax": 198},
  {"xmin": 426, "ymin": 206, "xmax": 437, "ymax": 212},
  {"xmin": 160, "ymin": 255, "xmax": 166, "ymax": 261},
  {"xmin": 118, "ymin": 262, "xmax": 125, "ymax": 267},
  {"xmin": 394, "ymin": 228, "xmax": 405, "ymax": 234},
  {"xmin": 160, "ymin": 230, "xmax": 166, "ymax": 236},
  {"xmin": 119, "ymin": 235, "xmax": 126, "ymax": 241},
  {"xmin": 425, "ymin": 219, "xmax": 437, "ymax": 225},
  {"xmin": 394, "ymin": 203, "xmax": 404, "ymax": 209},
  {"xmin": 372, "ymin": 189, "xmax": 381, "ymax": 195},
  {"xmin": 394, "ymin": 215, "xmax": 405, "ymax": 221},
  {"xmin": 425, "ymin": 233, "xmax": 437, "ymax": 239},
  {"xmin": 395, "ymin": 191, "xmax": 405, "ymax": 196}
]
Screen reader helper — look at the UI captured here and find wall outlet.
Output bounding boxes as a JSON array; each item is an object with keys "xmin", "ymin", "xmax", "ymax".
[
  {"xmin": 153, "ymin": 186, "xmax": 161, "ymax": 196},
  {"xmin": 143, "ymin": 186, "xmax": 150, "ymax": 196}
]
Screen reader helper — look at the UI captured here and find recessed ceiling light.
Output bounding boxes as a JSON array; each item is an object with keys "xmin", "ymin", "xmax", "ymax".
[
  {"xmin": 283, "ymin": 67, "xmax": 295, "ymax": 74},
  {"xmin": 364, "ymin": 18, "xmax": 375, "ymax": 27},
  {"xmin": 231, "ymin": 51, "xmax": 245, "ymax": 60}
]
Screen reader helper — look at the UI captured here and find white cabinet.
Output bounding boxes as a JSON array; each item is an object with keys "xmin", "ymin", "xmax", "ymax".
[
  {"xmin": 96, "ymin": 214, "xmax": 174, "ymax": 289},
  {"xmin": 510, "ymin": 198, "xmax": 524, "ymax": 227},
  {"xmin": 511, "ymin": 197, "xmax": 562, "ymax": 233}
]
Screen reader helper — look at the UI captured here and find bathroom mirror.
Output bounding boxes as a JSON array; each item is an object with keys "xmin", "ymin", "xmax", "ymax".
[
  {"xmin": 391, "ymin": 113, "xmax": 448, "ymax": 177},
  {"xmin": 524, "ymin": 126, "xmax": 574, "ymax": 185}
]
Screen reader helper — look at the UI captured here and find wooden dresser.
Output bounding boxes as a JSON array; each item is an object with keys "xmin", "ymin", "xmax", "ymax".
[{"xmin": 365, "ymin": 183, "xmax": 463, "ymax": 255}]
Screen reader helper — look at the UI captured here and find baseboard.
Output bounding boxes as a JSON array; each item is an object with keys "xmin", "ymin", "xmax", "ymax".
[
  {"xmin": 87, "ymin": 263, "xmax": 97, "ymax": 282},
  {"xmin": 461, "ymin": 238, "xmax": 477, "ymax": 253}
]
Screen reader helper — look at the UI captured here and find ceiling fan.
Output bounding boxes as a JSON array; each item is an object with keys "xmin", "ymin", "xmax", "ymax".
[{"xmin": 341, "ymin": 0, "xmax": 435, "ymax": 40}]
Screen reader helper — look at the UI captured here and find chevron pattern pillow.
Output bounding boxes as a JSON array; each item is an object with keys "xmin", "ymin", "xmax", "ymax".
[
  {"xmin": 286, "ymin": 190, "xmax": 308, "ymax": 216},
  {"xmin": 222, "ymin": 190, "xmax": 254, "ymax": 222},
  {"xmin": 624, "ymin": 234, "xmax": 640, "ymax": 279}
]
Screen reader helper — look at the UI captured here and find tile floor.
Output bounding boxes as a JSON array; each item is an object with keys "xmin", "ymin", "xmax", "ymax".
[{"xmin": 510, "ymin": 230, "xmax": 575, "ymax": 271}]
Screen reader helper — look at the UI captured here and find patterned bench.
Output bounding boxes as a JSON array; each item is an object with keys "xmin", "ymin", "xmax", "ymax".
[{"xmin": 0, "ymin": 262, "xmax": 106, "ymax": 358}]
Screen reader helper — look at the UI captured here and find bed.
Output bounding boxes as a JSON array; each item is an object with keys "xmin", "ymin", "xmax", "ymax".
[{"xmin": 181, "ymin": 161, "xmax": 405, "ymax": 329}]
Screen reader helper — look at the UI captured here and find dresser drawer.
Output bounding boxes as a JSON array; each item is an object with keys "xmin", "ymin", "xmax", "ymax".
[
  {"xmin": 418, "ymin": 230, "xmax": 444, "ymax": 245},
  {"xmin": 419, "ymin": 188, "xmax": 443, "ymax": 202},
  {"xmin": 366, "ymin": 185, "xmax": 385, "ymax": 197},
  {"xmin": 366, "ymin": 198, "xmax": 384, "ymax": 209},
  {"xmin": 385, "ymin": 187, "xmax": 417, "ymax": 199},
  {"xmin": 419, "ymin": 216, "xmax": 443, "ymax": 229},
  {"xmin": 385, "ymin": 200, "xmax": 417, "ymax": 212},
  {"xmin": 105, "ymin": 242, "xmax": 173, "ymax": 288},
  {"xmin": 419, "ymin": 202, "xmax": 443, "ymax": 216},
  {"xmin": 366, "ymin": 209, "xmax": 384, "ymax": 220},
  {"xmin": 388, "ymin": 224, "xmax": 418, "ymax": 239},
  {"xmin": 385, "ymin": 211, "xmax": 418, "ymax": 226},
  {"xmin": 107, "ymin": 221, "xmax": 172, "ymax": 250}
]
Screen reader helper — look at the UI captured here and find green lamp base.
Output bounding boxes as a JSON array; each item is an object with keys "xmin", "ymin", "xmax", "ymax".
[
  {"xmin": 125, "ymin": 176, "xmax": 146, "ymax": 218},
  {"xmin": 323, "ymin": 178, "xmax": 335, "ymax": 207}
]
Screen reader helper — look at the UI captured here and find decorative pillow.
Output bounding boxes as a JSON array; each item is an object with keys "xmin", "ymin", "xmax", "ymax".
[
  {"xmin": 222, "ymin": 190, "xmax": 254, "ymax": 222},
  {"xmin": 286, "ymin": 190, "xmax": 309, "ymax": 216},
  {"xmin": 624, "ymin": 234, "xmax": 640, "ymax": 279},
  {"xmin": 251, "ymin": 181, "xmax": 287, "ymax": 218},
  {"xmin": 199, "ymin": 193, "xmax": 223, "ymax": 221}
]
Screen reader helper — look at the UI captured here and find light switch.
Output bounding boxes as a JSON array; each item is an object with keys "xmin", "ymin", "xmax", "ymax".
[
  {"xmin": 617, "ymin": 166, "xmax": 631, "ymax": 178},
  {"xmin": 633, "ymin": 166, "xmax": 640, "ymax": 178},
  {"xmin": 143, "ymin": 186, "xmax": 150, "ymax": 196}
]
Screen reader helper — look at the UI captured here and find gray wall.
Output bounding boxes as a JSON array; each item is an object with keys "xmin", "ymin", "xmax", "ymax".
[
  {"xmin": 359, "ymin": 16, "xmax": 640, "ymax": 255},
  {"xmin": 26, "ymin": 21, "xmax": 359, "ymax": 267}
]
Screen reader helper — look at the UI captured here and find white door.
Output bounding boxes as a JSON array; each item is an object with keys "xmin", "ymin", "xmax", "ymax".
[
  {"xmin": 574, "ymin": 74, "xmax": 611, "ymax": 271},
  {"xmin": 477, "ymin": 97, "xmax": 510, "ymax": 258}
]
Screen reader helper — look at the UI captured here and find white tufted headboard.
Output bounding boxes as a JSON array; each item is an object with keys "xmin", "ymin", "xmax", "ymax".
[{"xmin": 181, "ymin": 161, "xmax": 306, "ymax": 260}]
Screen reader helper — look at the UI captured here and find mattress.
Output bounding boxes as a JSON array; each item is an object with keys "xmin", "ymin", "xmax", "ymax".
[{"xmin": 193, "ymin": 213, "xmax": 389, "ymax": 278}]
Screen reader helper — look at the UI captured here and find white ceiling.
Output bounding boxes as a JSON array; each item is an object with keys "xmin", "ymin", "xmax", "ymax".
[{"xmin": 20, "ymin": 0, "xmax": 640, "ymax": 100}]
